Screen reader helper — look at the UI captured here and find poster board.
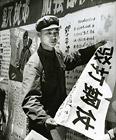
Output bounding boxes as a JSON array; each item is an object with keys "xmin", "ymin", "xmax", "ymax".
[{"xmin": 0, "ymin": 1, "xmax": 116, "ymax": 140}]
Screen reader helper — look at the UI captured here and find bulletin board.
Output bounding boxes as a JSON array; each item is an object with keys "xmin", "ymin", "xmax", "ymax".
[{"xmin": 0, "ymin": 1, "xmax": 116, "ymax": 140}]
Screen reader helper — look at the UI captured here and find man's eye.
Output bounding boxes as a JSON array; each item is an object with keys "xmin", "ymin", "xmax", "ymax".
[
  {"xmin": 46, "ymin": 32, "xmax": 59, "ymax": 36},
  {"xmin": 47, "ymin": 32, "xmax": 52, "ymax": 35},
  {"xmin": 55, "ymin": 32, "xmax": 59, "ymax": 35},
  {"xmin": 53, "ymin": 32, "xmax": 59, "ymax": 36}
]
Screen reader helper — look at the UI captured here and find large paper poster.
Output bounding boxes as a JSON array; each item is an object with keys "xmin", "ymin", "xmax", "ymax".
[
  {"xmin": 0, "ymin": 29, "xmax": 10, "ymax": 130},
  {"xmin": 9, "ymin": 27, "xmax": 39, "ymax": 82},
  {"xmin": 0, "ymin": 1, "xmax": 115, "ymax": 140},
  {"xmin": 4, "ymin": 27, "xmax": 40, "ymax": 140},
  {"xmin": 54, "ymin": 41, "xmax": 115, "ymax": 140},
  {"xmin": 58, "ymin": 3, "xmax": 116, "ymax": 95},
  {"xmin": 0, "ymin": 27, "xmax": 39, "ymax": 139}
]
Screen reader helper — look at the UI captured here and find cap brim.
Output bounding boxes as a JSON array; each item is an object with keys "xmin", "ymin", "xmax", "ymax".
[{"xmin": 41, "ymin": 24, "xmax": 59, "ymax": 31}]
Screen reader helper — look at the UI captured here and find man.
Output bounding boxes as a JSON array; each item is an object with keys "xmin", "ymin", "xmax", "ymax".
[{"xmin": 22, "ymin": 15, "xmax": 106, "ymax": 140}]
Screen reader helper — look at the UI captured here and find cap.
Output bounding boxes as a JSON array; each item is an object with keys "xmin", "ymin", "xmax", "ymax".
[{"xmin": 35, "ymin": 15, "xmax": 59, "ymax": 32}]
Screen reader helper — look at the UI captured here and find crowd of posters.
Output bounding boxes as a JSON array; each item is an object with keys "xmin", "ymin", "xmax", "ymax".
[{"xmin": 0, "ymin": 1, "xmax": 116, "ymax": 140}]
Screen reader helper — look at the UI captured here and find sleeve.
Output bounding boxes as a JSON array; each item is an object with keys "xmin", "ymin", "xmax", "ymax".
[
  {"xmin": 22, "ymin": 54, "xmax": 50, "ymax": 126},
  {"xmin": 64, "ymin": 45, "xmax": 96, "ymax": 71}
]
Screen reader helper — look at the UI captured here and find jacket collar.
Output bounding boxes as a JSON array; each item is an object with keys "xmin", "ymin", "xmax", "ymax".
[
  {"xmin": 38, "ymin": 43, "xmax": 56, "ymax": 58},
  {"xmin": 38, "ymin": 44, "xmax": 66, "ymax": 70}
]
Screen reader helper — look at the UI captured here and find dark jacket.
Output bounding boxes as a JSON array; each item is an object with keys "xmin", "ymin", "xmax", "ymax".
[
  {"xmin": 22, "ymin": 44, "xmax": 96, "ymax": 139},
  {"xmin": 0, "ymin": 88, "xmax": 6, "ymax": 122}
]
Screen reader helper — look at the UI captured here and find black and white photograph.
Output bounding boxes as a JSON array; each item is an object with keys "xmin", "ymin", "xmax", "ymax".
[{"xmin": 0, "ymin": 0, "xmax": 116, "ymax": 140}]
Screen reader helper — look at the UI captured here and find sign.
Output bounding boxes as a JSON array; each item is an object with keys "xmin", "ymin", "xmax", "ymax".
[
  {"xmin": 54, "ymin": 41, "xmax": 114, "ymax": 140},
  {"xmin": 0, "ymin": 0, "xmax": 116, "ymax": 30}
]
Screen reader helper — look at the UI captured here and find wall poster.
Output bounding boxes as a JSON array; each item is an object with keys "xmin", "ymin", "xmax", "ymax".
[{"xmin": 0, "ymin": 1, "xmax": 116, "ymax": 140}]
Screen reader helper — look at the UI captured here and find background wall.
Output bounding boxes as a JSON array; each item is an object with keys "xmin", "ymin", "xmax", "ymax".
[{"xmin": 0, "ymin": 0, "xmax": 116, "ymax": 140}]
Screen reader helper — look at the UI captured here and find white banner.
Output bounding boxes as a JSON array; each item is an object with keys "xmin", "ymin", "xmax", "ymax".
[{"xmin": 54, "ymin": 41, "xmax": 115, "ymax": 140}]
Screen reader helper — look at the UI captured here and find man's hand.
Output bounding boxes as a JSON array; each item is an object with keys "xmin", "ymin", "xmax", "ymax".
[
  {"xmin": 45, "ymin": 118, "xmax": 58, "ymax": 130},
  {"xmin": 95, "ymin": 40, "xmax": 107, "ymax": 49}
]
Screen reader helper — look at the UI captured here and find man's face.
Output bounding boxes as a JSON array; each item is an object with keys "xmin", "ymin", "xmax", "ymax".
[{"xmin": 39, "ymin": 28, "xmax": 59, "ymax": 50}]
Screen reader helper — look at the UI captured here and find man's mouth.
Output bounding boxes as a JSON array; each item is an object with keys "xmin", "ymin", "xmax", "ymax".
[{"xmin": 51, "ymin": 42, "xmax": 56, "ymax": 44}]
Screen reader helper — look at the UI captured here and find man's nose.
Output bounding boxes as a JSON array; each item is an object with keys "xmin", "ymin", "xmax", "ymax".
[{"xmin": 50, "ymin": 34, "xmax": 57, "ymax": 40}]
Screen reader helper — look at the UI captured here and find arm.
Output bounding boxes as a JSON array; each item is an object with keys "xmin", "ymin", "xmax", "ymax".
[
  {"xmin": 22, "ymin": 53, "xmax": 50, "ymax": 126},
  {"xmin": 65, "ymin": 40, "xmax": 107, "ymax": 71}
]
